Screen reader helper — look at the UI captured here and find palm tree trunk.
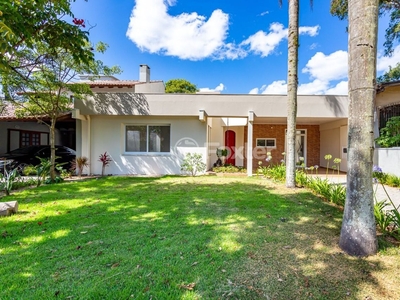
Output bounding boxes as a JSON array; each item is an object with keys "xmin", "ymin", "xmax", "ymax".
[
  {"xmin": 339, "ymin": 0, "xmax": 379, "ymax": 256},
  {"xmin": 286, "ymin": 0, "xmax": 299, "ymax": 188}
]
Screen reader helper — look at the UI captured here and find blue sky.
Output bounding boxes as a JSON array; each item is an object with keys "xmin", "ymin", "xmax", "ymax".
[{"xmin": 72, "ymin": 0, "xmax": 400, "ymax": 95}]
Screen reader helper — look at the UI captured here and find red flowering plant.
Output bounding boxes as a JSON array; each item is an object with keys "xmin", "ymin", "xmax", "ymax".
[{"xmin": 98, "ymin": 152, "xmax": 112, "ymax": 176}]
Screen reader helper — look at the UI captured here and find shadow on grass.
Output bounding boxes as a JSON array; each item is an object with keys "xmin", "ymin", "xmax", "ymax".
[{"xmin": 0, "ymin": 176, "xmax": 397, "ymax": 299}]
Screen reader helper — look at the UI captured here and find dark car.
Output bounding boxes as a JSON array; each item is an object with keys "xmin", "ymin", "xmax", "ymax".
[{"xmin": 0, "ymin": 145, "xmax": 76, "ymax": 174}]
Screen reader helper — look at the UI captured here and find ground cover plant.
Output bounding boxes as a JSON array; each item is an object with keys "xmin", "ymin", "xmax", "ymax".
[{"xmin": 1, "ymin": 176, "xmax": 399, "ymax": 299}]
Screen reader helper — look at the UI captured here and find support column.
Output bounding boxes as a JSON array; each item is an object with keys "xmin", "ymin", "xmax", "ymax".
[{"xmin": 247, "ymin": 111, "xmax": 254, "ymax": 176}]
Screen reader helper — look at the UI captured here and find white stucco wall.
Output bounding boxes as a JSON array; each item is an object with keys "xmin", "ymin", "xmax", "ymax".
[
  {"xmin": 82, "ymin": 115, "xmax": 207, "ymax": 175},
  {"xmin": 374, "ymin": 148, "xmax": 400, "ymax": 177},
  {"xmin": 135, "ymin": 82, "xmax": 165, "ymax": 93},
  {"xmin": 319, "ymin": 119, "xmax": 348, "ymax": 172}
]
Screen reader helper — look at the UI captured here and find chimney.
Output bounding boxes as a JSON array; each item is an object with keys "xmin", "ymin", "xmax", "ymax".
[{"xmin": 139, "ymin": 64, "xmax": 150, "ymax": 83}]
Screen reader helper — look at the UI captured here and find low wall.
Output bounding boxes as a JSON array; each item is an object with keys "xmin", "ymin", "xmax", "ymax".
[{"xmin": 374, "ymin": 148, "xmax": 400, "ymax": 177}]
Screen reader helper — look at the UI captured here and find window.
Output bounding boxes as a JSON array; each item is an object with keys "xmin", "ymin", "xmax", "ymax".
[
  {"xmin": 256, "ymin": 138, "xmax": 276, "ymax": 148},
  {"xmin": 21, "ymin": 131, "xmax": 40, "ymax": 147},
  {"xmin": 379, "ymin": 103, "xmax": 400, "ymax": 130},
  {"xmin": 126, "ymin": 125, "xmax": 170, "ymax": 153}
]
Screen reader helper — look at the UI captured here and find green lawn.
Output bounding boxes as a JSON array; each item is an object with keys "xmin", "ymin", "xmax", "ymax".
[{"xmin": 1, "ymin": 176, "xmax": 399, "ymax": 299}]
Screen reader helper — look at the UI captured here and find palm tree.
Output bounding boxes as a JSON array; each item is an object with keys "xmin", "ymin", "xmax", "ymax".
[
  {"xmin": 286, "ymin": 0, "xmax": 299, "ymax": 188},
  {"xmin": 339, "ymin": 0, "xmax": 379, "ymax": 256}
]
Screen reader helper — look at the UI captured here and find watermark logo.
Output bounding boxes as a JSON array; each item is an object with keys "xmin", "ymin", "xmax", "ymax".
[{"xmin": 174, "ymin": 137, "xmax": 199, "ymax": 150}]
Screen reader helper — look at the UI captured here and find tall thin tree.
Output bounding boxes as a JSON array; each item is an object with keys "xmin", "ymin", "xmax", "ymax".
[
  {"xmin": 286, "ymin": 0, "xmax": 299, "ymax": 188},
  {"xmin": 339, "ymin": 0, "xmax": 379, "ymax": 256}
]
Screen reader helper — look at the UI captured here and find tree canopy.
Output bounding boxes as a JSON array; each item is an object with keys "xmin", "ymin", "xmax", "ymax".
[
  {"xmin": 331, "ymin": 0, "xmax": 400, "ymax": 56},
  {"xmin": 0, "ymin": 0, "xmax": 121, "ymax": 180},
  {"xmin": 165, "ymin": 79, "xmax": 197, "ymax": 93},
  {"xmin": 377, "ymin": 62, "xmax": 400, "ymax": 82},
  {"xmin": 0, "ymin": 0, "xmax": 94, "ymax": 72}
]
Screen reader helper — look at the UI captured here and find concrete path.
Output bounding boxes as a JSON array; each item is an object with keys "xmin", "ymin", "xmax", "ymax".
[{"xmin": 311, "ymin": 174, "xmax": 400, "ymax": 210}]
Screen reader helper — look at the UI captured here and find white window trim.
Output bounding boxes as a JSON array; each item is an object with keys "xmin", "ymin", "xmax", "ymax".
[
  {"xmin": 256, "ymin": 138, "xmax": 276, "ymax": 148},
  {"xmin": 124, "ymin": 124, "xmax": 171, "ymax": 155}
]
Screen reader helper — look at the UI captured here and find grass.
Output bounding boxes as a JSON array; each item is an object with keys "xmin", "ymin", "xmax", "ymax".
[{"xmin": 1, "ymin": 176, "xmax": 399, "ymax": 299}]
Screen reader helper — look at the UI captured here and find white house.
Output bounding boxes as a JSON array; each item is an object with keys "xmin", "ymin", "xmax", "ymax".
[
  {"xmin": 2, "ymin": 66, "xmax": 399, "ymax": 176},
  {"xmin": 73, "ymin": 65, "xmax": 349, "ymax": 176}
]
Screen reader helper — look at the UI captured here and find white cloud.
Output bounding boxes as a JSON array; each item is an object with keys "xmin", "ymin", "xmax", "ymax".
[
  {"xmin": 302, "ymin": 50, "xmax": 348, "ymax": 82},
  {"xmin": 250, "ymin": 45, "xmax": 399, "ymax": 96},
  {"xmin": 126, "ymin": 0, "xmax": 229, "ymax": 60},
  {"xmin": 126, "ymin": 1, "xmax": 320, "ymax": 60},
  {"xmin": 298, "ymin": 80, "xmax": 329, "ymax": 95},
  {"xmin": 377, "ymin": 45, "xmax": 400, "ymax": 73},
  {"xmin": 250, "ymin": 50, "xmax": 349, "ymax": 95},
  {"xmin": 249, "ymin": 87, "xmax": 260, "ymax": 94},
  {"xmin": 241, "ymin": 23, "xmax": 320, "ymax": 57},
  {"xmin": 261, "ymin": 81, "xmax": 287, "ymax": 94},
  {"xmin": 199, "ymin": 83, "xmax": 225, "ymax": 93},
  {"xmin": 325, "ymin": 81, "xmax": 348, "ymax": 95},
  {"xmin": 260, "ymin": 11, "xmax": 269, "ymax": 16},
  {"xmin": 299, "ymin": 26, "xmax": 320, "ymax": 37}
]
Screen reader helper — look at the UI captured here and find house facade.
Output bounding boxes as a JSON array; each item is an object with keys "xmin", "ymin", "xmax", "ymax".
[
  {"xmin": 6, "ymin": 65, "xmax": 399, "ymax": 177},
  {"xmin": 73, "ymin": 65, "xmax": 349, "ymax": 175}
]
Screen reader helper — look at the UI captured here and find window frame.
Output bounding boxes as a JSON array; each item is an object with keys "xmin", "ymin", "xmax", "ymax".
[
  {"xmin": 124, "ymin": 124, "xmax": 171, "ymax": 155},
  {"xmin": 256, "ymin": 138, "xmax": 276, "ymax": 148}
]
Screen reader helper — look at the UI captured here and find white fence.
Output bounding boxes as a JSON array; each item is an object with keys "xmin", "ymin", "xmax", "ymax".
[{"xmin": 374, "ymin": 148, "xmax": 400, "ymax": 177}]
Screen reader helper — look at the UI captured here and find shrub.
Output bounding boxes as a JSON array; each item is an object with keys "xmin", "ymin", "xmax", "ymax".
[
  {"xmin": 22, "ymin": 165, "xmax": 37, "ymax": 176},
  {"xmin": 374, "ymin": 201, "xmax": 394, "ymax": 236},
  {"xmin": 213, "ymin": 165, "xmax": 246, "ymax": 173},
  {"xmin": 375, "ymin": 116, "xmax": 400, "ymax": 147},
  {"xmin": 0, "ymin": 168, "xmax": 19, "ymax": 196},
  {"xmin": 35, "ymin": 157, "xmax": 52, "ymax": 187},
  {"xmin": 329, "ymin": 184, "xmax": 346, "ymax": 206},
  {"xmin": 181, "ymin": 153, "xmax": 206, "ymax": 176},
  {"xmin": 265, "ymin": 164, "xmax": 286, "ymax": 181},
  {"xmin": 71, "ymin": 156, "xmax": 90, "ymax": 177},
  {"xmin": 295, "ymin": 170, "xmax": 309, "ymax": 187},
  {"xmin": 98, "ymin": 152, "xmax": 112, "ymax": 176}
]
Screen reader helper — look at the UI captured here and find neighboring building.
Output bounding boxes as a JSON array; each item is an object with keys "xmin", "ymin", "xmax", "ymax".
[
  {"xmin": 0, "ymin": 103, "xmax": 75, "ymax": 154},
  {"xmin": 374, "ymin": 80, "xmax": 400, "ymax": 176}
]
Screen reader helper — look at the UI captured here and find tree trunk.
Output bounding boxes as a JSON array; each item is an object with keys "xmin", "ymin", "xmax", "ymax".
[
  {"xmin": 339, "ymin": 0, "xmax": 379, "ymax": 256},
  {"xmin": 50, "ymin": 117, "xmax": 56, "ymax": 181},
  {"xmin": 286, "ymin": 0, "xmax": 299, "ymax": 188}
]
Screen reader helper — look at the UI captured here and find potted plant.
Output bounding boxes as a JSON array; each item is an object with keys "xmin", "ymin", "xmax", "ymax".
[{"xmin": 216, "ymin": 148, "xmax": 228, "ymax": 165}]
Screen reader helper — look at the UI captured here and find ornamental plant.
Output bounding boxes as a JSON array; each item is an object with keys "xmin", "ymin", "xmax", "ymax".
[
  {"xmin": 324, "ymin": 154, "xmax": 332, "ymax": 176},
  {"xmin": 375, "ymin": 116, "xmax": 400, "ymax": 148},
  {"xmin": 98, "ymin": 152, "xmax": 112, "ymax": 176},
  {"xmin": 71, "ymin": 156, "xmax": 89, "ymax": 177},
  {"xmin": 333, "ymin": 158, "xmax": 341, "ymax": 175},
  {"xmin": 181, "ymin": 153, "xmax": 206, "ymax": 176}
]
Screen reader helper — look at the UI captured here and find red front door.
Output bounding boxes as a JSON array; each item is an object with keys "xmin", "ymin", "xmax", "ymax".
[{"xmin": 225, "ymin": 130, "xmax": 236, "ymax": 165}]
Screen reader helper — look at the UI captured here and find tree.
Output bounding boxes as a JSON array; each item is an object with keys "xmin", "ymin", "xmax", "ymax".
[
  {"xmin": 339, "ymin": 0, "xmax": 379, "ymax": 256},
  {"xmin": 331, "ymin": 0, "xmax": 399, "ymax": 56},
  {"xmin": 377, "ymin": 62, "xmax": 400, "ymax": 82},
  {"xmin": 285, "ymin": 0, "xmax": 299, "ymax": 188},
  {"xmin": 165, "ymin": 79, "xmax": 197, "ymax": 93},
  {"xmin": 0, "ymin": 0, "xmax": 94, "ymax": 72},
  {"xmin": 2, "ymin": 42, "xmax": 121, "ymax": 181}
]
